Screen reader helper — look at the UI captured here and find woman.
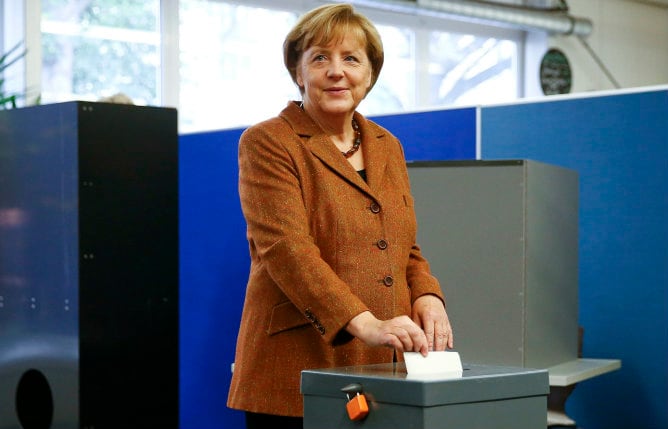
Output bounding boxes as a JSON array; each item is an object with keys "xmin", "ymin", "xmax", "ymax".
[{"xmin": 227, "ymin": 4, "xmax": 453, "ymax": 428}]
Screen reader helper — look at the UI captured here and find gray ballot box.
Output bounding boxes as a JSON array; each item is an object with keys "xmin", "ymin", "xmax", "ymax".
[{"xmin": 301, "ymin": 363, "xmax": 549, "ymax": 429}]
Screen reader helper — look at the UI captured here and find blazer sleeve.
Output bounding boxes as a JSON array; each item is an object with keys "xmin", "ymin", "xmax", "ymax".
[
  {"xmin": 407, "ymin": 242, "xmax": 446, "ymax": 306},
  {"xmin": 238, "ymin": 121, "xmax": 369, "ymax": 344}
]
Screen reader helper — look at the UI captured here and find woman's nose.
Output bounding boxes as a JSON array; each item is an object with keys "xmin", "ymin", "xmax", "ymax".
[{"xmin": 327, "ymin": 59, "xmax": 344, "ymax": 77}]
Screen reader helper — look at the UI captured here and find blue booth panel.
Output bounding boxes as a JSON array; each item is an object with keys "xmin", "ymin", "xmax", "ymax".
[
  {"xmin": 372, "ymin": 107, "xmax": 477, "ymax": 161},
  {"xmin": 179, "ymin": 129, "xmax": 248, "ymax": 429},
  {"xmin": 481, "ymin": 88, "xmax": 668, "ymax": 429}
]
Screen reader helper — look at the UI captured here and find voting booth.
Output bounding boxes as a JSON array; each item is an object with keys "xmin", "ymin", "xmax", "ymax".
[
  {"xmin": 407, "ymin": 159, "xmax": 618, "ymax": 426},
  {"xmin": 301, "ymin": 159, "xmax": 619, "ymax": 427}
]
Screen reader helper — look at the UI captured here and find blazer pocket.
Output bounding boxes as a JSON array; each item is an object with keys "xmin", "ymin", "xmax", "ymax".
[{"xmin": 267, "ymin": 301, "xmax": 309, "ymax": 336}]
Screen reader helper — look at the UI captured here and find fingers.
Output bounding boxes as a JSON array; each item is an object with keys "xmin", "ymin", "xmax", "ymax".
[
  {"xmin": 429, "ymin": 316, "xmax": 453, "ymax": 351},
  {"xmin": 435, "ymin": 322, "xmax": 453, "ymax": 350},
  {"xmin": 422, "ymin": 322, "xmax": 436, "ymax": 350},
  {"xmin": 420, "ymin": 319, "xmax": 449, "ymax": 351},
  {"xmin": 381, "ymin": 316, "xmax": 429, "ymax": 356},
  {"xmin": 412, "ymin": 295, "xmax": 454, "ymax": 351},
  {"xmin": 348, "ymin": 312, "xmax": 436, "ymax": 356},
  {"xmin": 347, "ymin": 312, "xmax": 428, "ymax": 354}
]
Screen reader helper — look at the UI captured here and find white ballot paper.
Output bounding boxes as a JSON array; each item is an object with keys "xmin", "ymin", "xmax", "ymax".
[{"xmin": 403, "ymin": 351, "xmax": 463, "ymax": 380}]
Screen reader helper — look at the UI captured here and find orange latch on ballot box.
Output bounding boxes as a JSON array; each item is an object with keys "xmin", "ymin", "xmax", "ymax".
[{"xmin": 341, "ymin": 383, "xmax": 369, "ymax": 421}]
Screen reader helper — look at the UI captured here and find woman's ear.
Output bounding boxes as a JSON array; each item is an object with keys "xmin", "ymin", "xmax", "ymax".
[
  {"xmin": 364, "ymin": 69, "xmax": 373, "ymax": 93},
  {"xmin": 296, "ymin": 66, "xmax": 304, "ymax": 87}
]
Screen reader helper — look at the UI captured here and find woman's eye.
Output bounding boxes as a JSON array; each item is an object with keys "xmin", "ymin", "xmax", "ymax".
[{"xmin": 314, "ymin": 54, "xmax": 327, "ymax": 62}]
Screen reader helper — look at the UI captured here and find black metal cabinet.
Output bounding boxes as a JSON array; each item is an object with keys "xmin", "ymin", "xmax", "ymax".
[{"xmin": 0, "ymin": 101, "xmax": 179, "ymax": 429}]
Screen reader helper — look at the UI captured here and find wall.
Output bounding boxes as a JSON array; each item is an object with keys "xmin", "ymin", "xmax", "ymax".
[
  {"xmin": 180, "ymin": 87, "xmax": 668, "ymax": 429},
  {"xmin": 525, "ymin": 0, "xmax": 668, "ymax": 97}
]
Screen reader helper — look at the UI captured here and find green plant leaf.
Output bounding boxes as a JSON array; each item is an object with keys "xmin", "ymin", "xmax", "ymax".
[
  {"xmin": 0, "ymin": 41, "xmax": 28, "ymax": 110},
  {"xmin": 0, "ymin": 94, "xmax": 17, "ymax": 109},
  {"xmin": 0, "ymin": 42, "xmax": 26, "ymax": 74}
]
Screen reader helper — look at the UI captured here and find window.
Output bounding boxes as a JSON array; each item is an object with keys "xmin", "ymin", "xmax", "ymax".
[
  {"xmin": 178, "ymin": 1, "xmax": 298, "ymax": 132},
  {"xmin": 177, "ymin": 1, "xmax": 521, "ymax": 132},
  {"xmin": 40, "ymin": 0, "xmax": 161, "ymax": 105},
  {"xmin": 10, "ymin": 0, "xmax": 522, "ymax": 132},
  {"xmin": 362, "ymin": 25, "xmax": 415, "ymax": 115},
  {"xmin": 1, "ymin": 0, "xmax": 27, "ymax": 108},
  {"xmin": 427, "ymin": 32, "xmax": 517, "ymax": 106}
]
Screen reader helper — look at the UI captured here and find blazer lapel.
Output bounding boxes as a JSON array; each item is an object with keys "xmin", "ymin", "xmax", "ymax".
[
  {"xmin": 307, "ymin": 134, "xmax": 363, "ymax": 185},
  {"xmin": 281, "ymin": 103, "xmax": 397, "ymax": 199},
  {"xmin": 284, "ymin": 103, "xmax": 372, "ymax": 193},
  {"xmin": 357, "ymin": 113, "xmax": 388, "ymax": 192}
]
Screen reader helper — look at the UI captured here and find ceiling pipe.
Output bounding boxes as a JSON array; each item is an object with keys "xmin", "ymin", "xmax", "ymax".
[{"xmin": 346, "ymin": 0, "xmax": 593, "ymax": 37}]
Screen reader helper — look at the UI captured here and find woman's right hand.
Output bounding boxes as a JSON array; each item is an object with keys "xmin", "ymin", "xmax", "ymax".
[{"xmin": 346, "ymin": 311, "xmax": 429, "ymax": 356}]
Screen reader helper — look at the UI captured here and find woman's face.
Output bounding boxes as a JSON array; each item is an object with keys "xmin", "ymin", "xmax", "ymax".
[{"xmin": 296, "ymin": 32, "xmax": 372, "ymax": 118}]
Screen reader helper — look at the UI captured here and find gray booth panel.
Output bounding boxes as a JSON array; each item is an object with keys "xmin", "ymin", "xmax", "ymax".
[{"xmin": 407, "ymin": 160, "xmax": 579, "ymax": 369}]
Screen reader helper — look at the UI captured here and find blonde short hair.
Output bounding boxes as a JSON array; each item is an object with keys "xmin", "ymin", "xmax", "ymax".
[{"xmin": 283, "ymin": 3, "xmax": 384, "ymax": 95}]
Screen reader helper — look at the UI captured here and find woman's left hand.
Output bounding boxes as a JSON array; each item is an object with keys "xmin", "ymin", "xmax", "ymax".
[{"xmin": 412, "ymin": 295, "xmax": 454, "ymax": 351}]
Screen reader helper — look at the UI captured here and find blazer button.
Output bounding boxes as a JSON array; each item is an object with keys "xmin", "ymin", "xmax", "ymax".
[
  {"xmin": 370, "ymin": 202, "xmax": 381, "ymax": 213},
  {"xmin": 383, "ymin": 275, "xmax": 394, "ymax": 287},
  {"xmin": 376, "ymin": 239, "xmax": 388, "ymax": 250}
]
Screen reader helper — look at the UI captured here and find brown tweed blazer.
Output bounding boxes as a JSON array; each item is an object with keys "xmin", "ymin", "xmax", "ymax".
[{"xmin": 227, "ymin": 101, "xmax": 445, "ymax": 417}]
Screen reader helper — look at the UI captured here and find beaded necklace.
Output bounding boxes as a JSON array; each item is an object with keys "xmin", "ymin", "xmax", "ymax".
[
  {"xmin": 343, "ymin": 119, "xmax": 361, "ymax": 158},
  {"xmin": 299, "ymin": 102, "xmax": 361, "ymax": 158}
]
